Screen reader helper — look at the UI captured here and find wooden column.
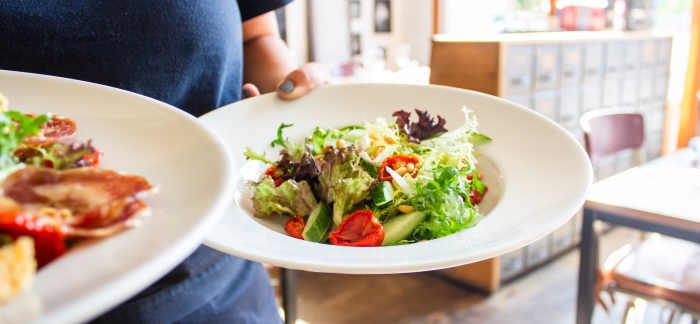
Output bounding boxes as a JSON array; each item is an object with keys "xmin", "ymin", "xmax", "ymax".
[{"xmin": 678, "ymin": 0, "xmax": 700, "ymax": 147}]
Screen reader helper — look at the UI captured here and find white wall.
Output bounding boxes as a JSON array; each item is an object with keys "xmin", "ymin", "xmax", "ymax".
[
  {"xmin": 284, "ymin": 0, "xmax": 433, "ymax": 70},
  {"xmin": 285, "ymin": 0, "xmax": 309, "ymax": 67}
]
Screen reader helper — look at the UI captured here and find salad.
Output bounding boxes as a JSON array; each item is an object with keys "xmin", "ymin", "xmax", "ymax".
[
  {"xmin": 244, "ymin": 107, "xmax": 490, "ymax": 247},
  {"xmin": 0, "ymin": 92, "xmax": 157, "ymax": 304}
]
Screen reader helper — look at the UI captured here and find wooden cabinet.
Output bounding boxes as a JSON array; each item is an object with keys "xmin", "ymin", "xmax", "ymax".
[{"xmin": 430, "ymin": 31, "xmax": 673, "ymax": 293}]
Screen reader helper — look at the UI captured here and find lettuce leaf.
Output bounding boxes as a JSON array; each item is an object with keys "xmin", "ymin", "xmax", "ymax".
[
  {"xmin": 315, "ymin": 146, "xmax": 377, "ymax": 225},
  {"xmin": 251, "ymin": 176, "xmax": 318, "ymax": 217}
]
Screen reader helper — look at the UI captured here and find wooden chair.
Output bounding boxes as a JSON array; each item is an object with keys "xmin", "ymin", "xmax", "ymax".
[
  {"xmin": 579, "ymin": 108, "xmax": 646, "ymax": 171},
  {"xmin": 580, "ymin": 108, "xmax": 700, "ymax": 323}
]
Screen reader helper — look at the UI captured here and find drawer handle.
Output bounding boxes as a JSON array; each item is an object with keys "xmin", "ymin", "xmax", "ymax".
[
  {"xmin": 586, "ymin": 68, "xmax": 597, "ymax": 75},
  {"xmin": 625, "ymin": 64, "xmax": 636, "ymax": 70},
  {"xmin": 557, "ymin": 237, "xmax": 571, "ymax": 247},
  {"xmin": 504, "ymin": 258, "xmax": 523, "ymax": 271},
  {"xmin": 608, "ymin": 66, "xmax": 620, "ymax": 73},
  {"xmin": 510, "ymin": 76, "xmax": 530, "ymax": 86},
  {"xmin": 538, "ymin": 73, "xmax": 554, "ymax": 82},
  {"xmin": 563, "ymin": 70, "xmax": 577, "ymax": 78}
]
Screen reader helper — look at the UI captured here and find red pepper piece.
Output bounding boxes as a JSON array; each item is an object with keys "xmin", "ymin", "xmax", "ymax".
[
  {"xmin": 378, "ymin": 154, "xmax": 420, "ymax": 181},
  {"xmin": 0, "ymin": 209, "xmax": 67, "ymax": 268},
  {"xmin": 285, "ymin": 215, "xmax": 306, "ymax": 240},
  {"xmin": 330, "ymin": 210, "xmax": 384, "ymax": 247},
  {"xmin": 469, "ymin": 186, "xmax": 489, "ymax": 205},
  {"xmin": 264, "ymin": 166, "xmax": 285, "ymax": 187}
]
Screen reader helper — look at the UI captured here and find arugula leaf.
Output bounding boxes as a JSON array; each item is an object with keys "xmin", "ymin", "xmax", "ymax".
[
  {"xmin": 471, "ymin": 169, "xmax": 486, "ymax": 194},
  {"xmin": 271, "ymin": 123, "xmax": 294, "ymax": 148}
]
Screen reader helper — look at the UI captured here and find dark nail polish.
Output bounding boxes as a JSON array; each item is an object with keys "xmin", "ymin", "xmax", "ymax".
[
  {"xmin": 242, "ymin": 88, "xmax": 251, "ymax": 99},
  {"xmin": 279, "ymin": 80, "xmax": 294, "ymax": 94}
]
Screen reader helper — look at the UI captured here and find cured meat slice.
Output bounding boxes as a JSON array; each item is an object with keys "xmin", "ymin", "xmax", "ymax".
[
  {"xmin": 22, "ymin": 115, "xmax": 78, "ymax": 146},
  {"xmin": 3, "ymin": 166, "xmax": 155, "ymax": 215},
  {"xmin": 3, "ymin": 166, "xmax": 156, "ymax": 236}
]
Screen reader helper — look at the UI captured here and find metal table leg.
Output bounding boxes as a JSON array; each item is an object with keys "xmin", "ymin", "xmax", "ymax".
[
  {"xmin": 280, "ymin": 268, "xmax": 297, "ymax": 324},
  {"xmin": 576, "ymin": 208, "xmax": 598, "ymax": 324}
]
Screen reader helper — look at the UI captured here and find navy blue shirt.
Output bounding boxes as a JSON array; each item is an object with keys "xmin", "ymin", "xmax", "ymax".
[
  {"xmin": 0, "ymin": 0, "xmax": 289, "ymax": 117},
  {"xmin": 1, "ymin": 0, "xmax": 291, "ymax": 322}
]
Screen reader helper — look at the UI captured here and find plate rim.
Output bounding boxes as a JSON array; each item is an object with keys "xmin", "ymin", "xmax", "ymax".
[
  {"xmin": 200, "ymin": 82, "xmax": 593, "ymax": 274},
  {"xmin": 0, "ymin": 70, "xmax": 238, "ymax": 324}
]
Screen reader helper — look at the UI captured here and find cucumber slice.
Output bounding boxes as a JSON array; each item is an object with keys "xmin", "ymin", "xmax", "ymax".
[
  {"xmin": 341, "ymin": 129, "xmax": 365, "ymax": 142},
  {"xmin": 381, "ymin": 211, "xmax": 427, "ymax": 246},
  {"xmin": 302, "ymin": 203, "xmax": 332, "ymax": 242},
  {"xmin": 370, "ymin": 181, "xmax": 394, "ymax": 206},
  {"xmin": 469, "ymin": 132, "xmax": 492, "ymax": 146}
]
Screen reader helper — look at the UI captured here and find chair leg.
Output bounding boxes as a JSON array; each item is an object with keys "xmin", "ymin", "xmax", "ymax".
[
  {"xmin": 622, "ymin": 300, "xmax": 635, "ymax": 324},
  {"xmin": 280, "ymin": 268, "xmax": 298, "ymax": 324}
]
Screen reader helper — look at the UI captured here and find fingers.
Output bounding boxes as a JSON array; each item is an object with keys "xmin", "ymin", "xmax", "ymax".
[
  {"xmin": 242, "ymin": 83, "xmax": 261, "ymax": 99},
  {"xmin": 276, "ymin": 62, "xmax": 331, "ymax": 100}
]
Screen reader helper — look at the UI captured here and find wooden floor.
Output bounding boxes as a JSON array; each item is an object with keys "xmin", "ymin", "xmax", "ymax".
[{"xmin": 282, "ymin": 227, "xmax": 696, "ymax": 324}]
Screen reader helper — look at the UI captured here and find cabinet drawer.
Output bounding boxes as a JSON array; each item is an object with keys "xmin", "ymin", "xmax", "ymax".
[
  {"xmin": 505, "ymin": 45, "xmax": 534, "ymax": 95},
  {"xmin": 655, "ymin": 76, "xmax": 669, "ymax": 101},
  {"xmin": 602, "ymin": 79, "xmax": 621, "ymax": 108},
  {"xmin": 535, "ymin": 45, "xmax": 560, "ymax": 91},
  {"xmin": 561, "ymin": 43, "xmax": 583, "ymax": 87},
  {"xmin": 558, "ymin": 87, "xmax": 580, "ymax": 128},
  {"xmin": 500, "ymin": 248, "xmax": 526, "ymax": 280},
  {"xmin": 567, "ymin": 127, "xmax": 585, "ymax": 148},
  {"xmin": 641, "ymin": 40, "xmax": 657, "ymax": 73},
  {"xmin": 552, "ymin": 217, "xmax": 575, "ymax": 254},
  {"xmin": 526, "ymin": 235, "xmax": 551, "ymax": 266},
  {"xmin": 581, "ymin": 83, "xmax": 601, "ymax": 113},
  {"xmin": 647, "ymin": 110, "xmax": 665, "ymax": 140},
  {"xmin": 647, "ymin": 142, "xmax": 663, "ymax": 161},
  {"xmin": 656, "ymin": 39, "xmax": 672, "ymax": 74},
  {"xmin": 623, "ymin": 41, "xmax": 641, "ymax": 75},
  {"xmin": 573, "ymin": 209, "xmax": 583, "ymax": 243},
  {"xmin": 604, "ymin": 42, "xmax": 623, "ymax": 79},
  {"xmin": 621, "ymin": 79, "xmax": 639, "ymax": 106},
  {"xmin": 507, "ymin": 94, "xmax": 532, "ymax": 110},
  {"xmin": 533, "ymin": 90, "xmax": 558, "ymax": 121},
  {"xmin": 639, "ymin": 78, "xmax": 654, "ymax": 104},
  {"xmin": 583, "ymin": 42, "xmax": 604, "ymax": 83}
]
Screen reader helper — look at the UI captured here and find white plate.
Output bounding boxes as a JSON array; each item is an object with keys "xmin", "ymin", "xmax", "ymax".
[
  {"xmin": 200, "ymin": 83, "xmax": 592, "ymax": 274},
  {"xmin": 0, "ymin": 70, "xmax": 236, "ymax": 323}
]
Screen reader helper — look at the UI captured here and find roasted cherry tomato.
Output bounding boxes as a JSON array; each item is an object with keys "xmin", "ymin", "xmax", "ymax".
[
  {"xmin": 264, "ymin": 166, "xmax": 285, "ymax": 187},
  {"xmin": 469, "ymin": 186, "xmax": 488, "ymax": 205},
  {"xmin": 285, "ymin": 215, "xmax": 306, "ymax": 240},
  {"xmin": 0, "ymin": 209, "xmax": 66, "ymax": 268},
  {"xmin": 378, "ymin": 154, "xmax": 421, "ymax": 181},
  {"xmin": 330, "ymin": 210, "xmax": 384, "ymax": 247}
]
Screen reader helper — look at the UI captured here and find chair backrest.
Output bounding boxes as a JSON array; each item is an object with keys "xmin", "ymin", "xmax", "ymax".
[{"xmin": 579, "ymin": 108, "xmax": 645, "ymax": 165}]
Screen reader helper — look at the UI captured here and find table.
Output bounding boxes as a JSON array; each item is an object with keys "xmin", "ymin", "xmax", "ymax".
[{"xmin": 576, "ymin": 147, "xmax": 700, "ymax": 324}]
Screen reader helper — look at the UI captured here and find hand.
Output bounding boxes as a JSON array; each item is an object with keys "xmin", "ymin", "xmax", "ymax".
[{"xmin": 241, "ymin": 62, "xmax": 331, "ymax": 100}]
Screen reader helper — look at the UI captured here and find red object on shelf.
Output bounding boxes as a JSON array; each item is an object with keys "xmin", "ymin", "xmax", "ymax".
[{"xmin": 561, "ymin": 6, "xmax": 606, "ymax": 31}]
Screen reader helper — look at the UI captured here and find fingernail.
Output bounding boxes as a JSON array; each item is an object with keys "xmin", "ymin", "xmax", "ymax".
[
  {"xmin": 242, "ymin": 88, "xmax": 251, "ymax": 99},
  {"xmin": 279, "ymin": 80, "xmax": 294, "ymax": 94}
]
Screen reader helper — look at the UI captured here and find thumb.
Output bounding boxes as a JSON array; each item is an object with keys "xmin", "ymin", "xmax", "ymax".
[{"xmin": 276, "ymin": 62, "xmax": 331, "ymax": 100}]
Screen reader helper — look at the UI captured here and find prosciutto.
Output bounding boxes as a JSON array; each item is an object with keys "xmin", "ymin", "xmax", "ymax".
[
  {"xmin": 21, "ymin": 115, "xmax": 78, "ymax": 146},
  {"xmin": 2, "ymin": 166, "xmax": 157, "ymax": 237}
]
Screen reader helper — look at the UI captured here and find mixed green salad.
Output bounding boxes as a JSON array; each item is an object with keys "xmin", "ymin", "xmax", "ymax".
[{"xmin": 244, "ymin": 107, "xmax": 490, "ymax": 246}]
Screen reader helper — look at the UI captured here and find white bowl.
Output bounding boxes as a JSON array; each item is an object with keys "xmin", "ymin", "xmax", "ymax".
[
  {"xmin": 0, "ymin": 70, "xmax": 236, "ymax": 324},
  {"xmin": 200, "ymin": 83, "xmax": 592, "ymax": 274}
]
